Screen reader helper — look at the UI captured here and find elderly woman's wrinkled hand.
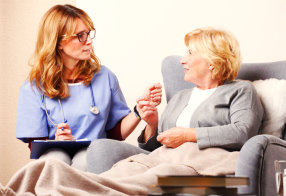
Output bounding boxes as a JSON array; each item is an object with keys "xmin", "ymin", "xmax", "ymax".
[
  {"xmin": 135, "ymin": 82, "xmax": 161, "ymax": 126},
  {"xmin": 157, "ymin": 127, "xmax": 196, "ymax": 148},
  {"xmin": 149, "ymin": 83, "xmax": 162, "ymax": 106},
  {"xmin": 136, "ymin": 97, "xmax": 158, "ymax": 127}
]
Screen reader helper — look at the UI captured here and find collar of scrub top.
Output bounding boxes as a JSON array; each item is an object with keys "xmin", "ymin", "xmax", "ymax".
[{"xmin": 41, "ymin": 83, "xmax": 100, "ymax": 129}]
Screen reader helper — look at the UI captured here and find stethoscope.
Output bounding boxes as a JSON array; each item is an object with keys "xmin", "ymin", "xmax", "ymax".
[{"xmin": 42, "ymin": 83, "xmax": 99, "ymax": 127}]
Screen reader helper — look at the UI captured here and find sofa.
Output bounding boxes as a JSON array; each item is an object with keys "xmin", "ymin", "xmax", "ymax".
[{"xmin": 161, "ymin": 55, "xmax": 286, "ymax": 196}]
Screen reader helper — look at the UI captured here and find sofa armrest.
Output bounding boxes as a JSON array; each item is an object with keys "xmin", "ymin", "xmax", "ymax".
[{"xmin": 236, "ymin": 134, "xmax": 286, "ymax": 196}]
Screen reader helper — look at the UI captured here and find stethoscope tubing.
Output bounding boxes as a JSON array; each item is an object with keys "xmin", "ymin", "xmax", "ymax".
[{"xmin": 41, "ymin": 83, "xmax": 97, "ymax": 127}]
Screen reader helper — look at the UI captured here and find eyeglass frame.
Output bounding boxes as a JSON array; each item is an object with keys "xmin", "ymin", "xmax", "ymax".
[{"xmin": 61, "ymin": 29, "xmax": 96, "ymax": 42}]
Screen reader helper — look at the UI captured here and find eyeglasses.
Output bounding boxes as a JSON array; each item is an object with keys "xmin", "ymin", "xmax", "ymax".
[{"xmin": 63, "ymin": 29, "xmax": 96, "ymax": 42}]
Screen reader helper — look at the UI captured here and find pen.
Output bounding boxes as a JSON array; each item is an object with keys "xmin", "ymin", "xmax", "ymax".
[{"xmin": 61, "ymin": 120, "xmax": 68, "ymax": 130}]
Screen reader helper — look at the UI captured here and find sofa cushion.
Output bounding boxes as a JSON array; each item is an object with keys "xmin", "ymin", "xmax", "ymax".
[{"xmin": 251, "ymin": 78, "xmax": 286, "ymax": 138}]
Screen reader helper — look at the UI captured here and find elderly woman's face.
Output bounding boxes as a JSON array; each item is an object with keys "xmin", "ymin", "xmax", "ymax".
[{"xmin": 181, "ymin": 48, "xmax": 211, "ymax": 84}]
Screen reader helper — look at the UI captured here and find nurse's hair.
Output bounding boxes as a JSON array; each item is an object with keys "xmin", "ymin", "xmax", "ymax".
[
  {"xmin": 184, "ymin": 27, "xmax": 241, "ymax": 84},
  {"xmin": 29, "ymin": 4, "xmax": 100, "ymax": 99}
]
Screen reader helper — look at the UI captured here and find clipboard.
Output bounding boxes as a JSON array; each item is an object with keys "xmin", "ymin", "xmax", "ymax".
[{"xmin": 30, "ymin": 140, "xmax": 91, "ymax": 159}]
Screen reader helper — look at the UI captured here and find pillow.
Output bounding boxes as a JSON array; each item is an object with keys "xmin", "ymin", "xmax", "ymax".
[{"xmin": 251, "ymin": 78, "xmax": 286, "ymax": 138}]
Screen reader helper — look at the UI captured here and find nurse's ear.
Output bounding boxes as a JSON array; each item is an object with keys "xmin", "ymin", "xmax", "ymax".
[
  {"xmin": 58, "ymin": 43, "xmax": 63, "ymax": 50},
  {"xmin": 58, "ymin": 39, "xmax": 65, "ymax": 51}
]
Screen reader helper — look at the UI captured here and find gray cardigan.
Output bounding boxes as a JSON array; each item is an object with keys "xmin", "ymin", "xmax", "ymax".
[{"xmin": 138, "ymin": 80, "xmax": 264, "ymax": 151}]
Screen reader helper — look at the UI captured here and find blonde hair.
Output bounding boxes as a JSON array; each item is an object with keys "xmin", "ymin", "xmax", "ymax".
[
  {"xmin": 29, "ymin": 4, "xmax": 100, "ymax": 99},
  {"xmin": 184, "ymin": 27, "xmax": 241, "ymax": 83}
]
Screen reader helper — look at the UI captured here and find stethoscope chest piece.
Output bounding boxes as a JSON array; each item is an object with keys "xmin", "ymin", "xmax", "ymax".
[{"xmin": 89, "ymin": 106, "xmax": 99, "ymax": 114}]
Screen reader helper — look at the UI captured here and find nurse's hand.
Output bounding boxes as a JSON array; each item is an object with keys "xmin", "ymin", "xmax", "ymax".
[{"xmin": 55, "ymin": 123, "xmax": 74, "ymax": 140}]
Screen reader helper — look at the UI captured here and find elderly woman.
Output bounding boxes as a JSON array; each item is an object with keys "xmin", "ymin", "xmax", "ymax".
[{"xmin": 87, "ymin": 27, "xmax": 264, "ymax": 173}]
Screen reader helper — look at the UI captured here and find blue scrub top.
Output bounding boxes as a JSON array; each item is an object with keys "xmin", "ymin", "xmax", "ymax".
[{"xmin": 16, "ymin": 66, "xmax": 131, "ymax": 142}]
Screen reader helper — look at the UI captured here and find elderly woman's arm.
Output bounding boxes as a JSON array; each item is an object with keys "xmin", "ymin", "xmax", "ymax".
[
  {"xmin": 137, "ymin": 106, "xmax": 161, "ymax": 151},
  {"xmin": 194, "ymin": 81, "xmax": 264, "ymax": 150}
]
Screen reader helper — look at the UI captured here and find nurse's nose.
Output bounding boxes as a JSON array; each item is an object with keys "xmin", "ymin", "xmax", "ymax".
[{"xmin": 86, "ymin": 35, "xmax": 93, "ymax": 44}]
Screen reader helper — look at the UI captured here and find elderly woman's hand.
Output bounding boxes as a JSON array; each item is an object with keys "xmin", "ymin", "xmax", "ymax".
[
  {"xmin": 149, "ymin": 83, "xmax": 162, "ymax": 106},
  {"xmin": 135, "ymin": 83, "xmax": 162, "ymax": 142},
  {"xmin": 55, "ymin": 123, "xmax": 74, "ymax": 140},
  {"xmin": 140, "ymin": 83, "xmax": 162, "ymax": 107},
  {"xmin": 136, "ymin": 97, "xmax": 158, "ymax": 127},
  {"xmin": 136, "ymin": 82, "xmax": 161, "ymax": 127},
  {"xmin": 157, "ymin": 127, "xmax": 197, "ymax": 148}
]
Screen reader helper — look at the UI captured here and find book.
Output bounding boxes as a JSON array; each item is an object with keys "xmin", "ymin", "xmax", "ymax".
[
  {"xmin": 157, "ymin": 175, "xmax": 248, "ymax": 187},
  {"xmin": 30, "ymin": 140, "xmax": 91, "ymax": 159},
  {"xmin": 149, "ymin": 185, "xmax": 238, "ymax": 195}
]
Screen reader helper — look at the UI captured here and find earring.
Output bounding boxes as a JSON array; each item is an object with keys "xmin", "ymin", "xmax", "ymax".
[{"xmin": 209, "ymin": 66, "xmax": 214, "ymax": 70}]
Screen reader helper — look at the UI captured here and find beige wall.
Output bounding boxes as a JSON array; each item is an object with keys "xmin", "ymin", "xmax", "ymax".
[{"xmin": 0, "ymin": 0, "xmax": 75, "ymax": 185}]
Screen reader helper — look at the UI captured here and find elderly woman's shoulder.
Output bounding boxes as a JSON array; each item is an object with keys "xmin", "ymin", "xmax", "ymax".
[{"xmin": 225, "ymin": 80, "xmax": 256, "ymax": 91}]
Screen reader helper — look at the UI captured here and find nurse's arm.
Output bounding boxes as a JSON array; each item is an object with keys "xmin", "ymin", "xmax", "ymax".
[
  {"xmin": 108, "ymin": 99, "xmax": 158, "ymax": 140},
  {"xmin": 118, "ymin": 112, "xmax": 141, "ymax": 140},
  {"xmin": 108, "ymin": 83, "xmax": 161, "ymax": 140},
  {"xmin": 106, "ymin": 112, "xmax": 141, "ymax": 141},
  {"xmin": 119, "ymin": 102, "xmax": 158, "ymax": 140}
]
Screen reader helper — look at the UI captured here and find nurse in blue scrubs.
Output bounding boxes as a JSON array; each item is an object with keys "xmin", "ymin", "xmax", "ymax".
[{"xmin": 16, "ymin": 4, "xmax": 162, "ymax": 171}]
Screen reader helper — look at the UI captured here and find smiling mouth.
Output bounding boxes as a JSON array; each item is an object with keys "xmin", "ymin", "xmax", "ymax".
[{"xmin": 83, "ymin": 49, "xmax": 91, "ymax": 53}]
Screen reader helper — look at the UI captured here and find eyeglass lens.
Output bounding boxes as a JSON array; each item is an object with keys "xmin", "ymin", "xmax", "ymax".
[{"xmin": 78, "ymin": 30, "xmax": 96, "ymax": 42}]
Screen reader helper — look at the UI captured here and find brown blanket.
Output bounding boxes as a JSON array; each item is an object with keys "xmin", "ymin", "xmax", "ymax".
[{"xmin": 4, "ymin": 142, "xmax": 239, "ymax": 196}]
